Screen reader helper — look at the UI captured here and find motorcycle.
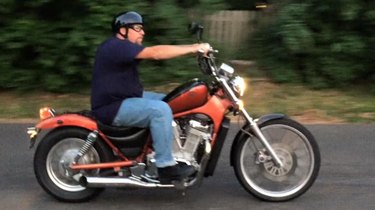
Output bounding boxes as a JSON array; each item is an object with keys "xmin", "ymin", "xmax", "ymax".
[{"xmin": 27, "ymin": 23, "xmax": 320, "ymax": 202}]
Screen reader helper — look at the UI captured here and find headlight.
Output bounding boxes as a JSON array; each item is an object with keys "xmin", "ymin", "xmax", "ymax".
[{"xmin": 230, "ymin": 76, "xmax": 246, "ymax": 97}]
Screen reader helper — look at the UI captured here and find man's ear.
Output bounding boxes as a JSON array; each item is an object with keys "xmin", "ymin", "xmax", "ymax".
[{"xmin": 119, "ymin": 27, "xmax": 126, "ymax": 35}]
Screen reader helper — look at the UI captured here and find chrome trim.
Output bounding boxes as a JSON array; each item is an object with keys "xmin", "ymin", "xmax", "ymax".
[
  {"xmin": 27, "ymin": 127, "xmax": 38, "ymax": 139},
  {"xmin": 82, "ymin": 176, "xmax": 174, "ymax": 188},
  {"xmin": 218, "ymin": 78, "xmax": 240, "ymax": 102},
  {"xmin": 27, "ymin": 127, "xmax": 39, "ymax": 148},
  {"xmin": 241, "ymin": 109, "xmax": 284, "ymax": 168},
  {"xmin": 49, "ymin": 108, "xmax": 56, "ymax": 117}
]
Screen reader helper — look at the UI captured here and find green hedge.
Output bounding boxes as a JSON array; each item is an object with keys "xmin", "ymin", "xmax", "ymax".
[
  {"xmin": 246, "ymin": 0, "xmax": 374, "ymax": 93},
  {"xmin": 0, "ymin": 0, "xmax": 225, "ymax": 92}
]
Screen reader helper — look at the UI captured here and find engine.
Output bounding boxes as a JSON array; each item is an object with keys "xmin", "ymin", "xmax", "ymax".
[
  {"xmin": 172, "ymin": 115, "xmax": 212, "ymax": 167},
  {"xmin": 143, "ymin": 115, "xmax": 212, "ymax": 179}
]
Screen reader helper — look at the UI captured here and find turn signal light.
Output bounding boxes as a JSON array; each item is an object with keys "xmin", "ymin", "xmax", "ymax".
[
  {"xmin": 39, "ymin": 107, "xmax": 55, "ymax": 120},
  {"xmin": 236, "ymin": 100, "xmax": 244, "ymax": 111}
]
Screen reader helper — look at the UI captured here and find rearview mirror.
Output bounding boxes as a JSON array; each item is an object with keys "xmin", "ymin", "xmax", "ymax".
[{"xmin": 188, "ymin": 22, "xmax": 204, "ymax": 42}]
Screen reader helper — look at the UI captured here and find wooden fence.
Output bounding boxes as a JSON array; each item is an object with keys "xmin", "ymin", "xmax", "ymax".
[{"xmin": 202, "ymin": 11, "xmax": 258, "ymax": 49}]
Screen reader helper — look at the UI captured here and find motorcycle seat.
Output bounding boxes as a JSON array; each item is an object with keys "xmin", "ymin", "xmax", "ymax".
[
  {"xmin": 96, "ymin": 121, "xmax": 150, "ymax": 157},
  {"xmin": 97, "ymin": 121, "xmax": 148, "ymax": 138}
]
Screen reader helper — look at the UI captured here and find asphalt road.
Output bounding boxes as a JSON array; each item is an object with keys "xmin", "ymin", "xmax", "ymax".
[{"xmin": 1, "ymin": 123, "xmax": 375, "ymax": 210}]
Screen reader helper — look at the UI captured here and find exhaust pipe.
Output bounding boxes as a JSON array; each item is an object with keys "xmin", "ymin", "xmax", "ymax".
[{"xmin": 80, "ymin": 176, "xmax": 174, "ymax": 188}]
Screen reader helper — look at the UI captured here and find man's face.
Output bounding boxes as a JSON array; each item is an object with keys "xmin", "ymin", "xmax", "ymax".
[{"xmin": 124, "ymin": 24, "xmax": 145, "ymax": 45}]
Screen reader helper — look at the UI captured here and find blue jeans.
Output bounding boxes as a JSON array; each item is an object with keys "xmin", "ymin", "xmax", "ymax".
[{"xmin": 112, "ymin": 91, "xmax": 176, "ymax": 168}]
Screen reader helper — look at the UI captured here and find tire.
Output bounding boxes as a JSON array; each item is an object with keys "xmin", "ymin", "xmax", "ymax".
[
  {"xmin": 34, "ymin": 127, "xmax": 113, "ymax": 202},
  {"xmin": 233, "ymin": 118, "xmax": 320, "ymax": 201}
]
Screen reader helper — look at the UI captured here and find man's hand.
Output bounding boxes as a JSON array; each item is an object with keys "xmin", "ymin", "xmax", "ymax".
[{"xmin": 195, "ymin": 43, "xmax": 211, "ymax": 56}]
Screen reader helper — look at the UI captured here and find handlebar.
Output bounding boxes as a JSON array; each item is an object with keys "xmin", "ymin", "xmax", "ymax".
[
  {"xmin": 197, "ymin": 44, "xmax": 219, "ymax": 76},
  {"xmin": 198, "ymin": 48, "xmax": 219, "ymax": 55}
]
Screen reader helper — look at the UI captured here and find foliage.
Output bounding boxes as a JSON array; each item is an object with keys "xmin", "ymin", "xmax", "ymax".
[
  {"xmin": 0, "ymin": 0, "xmax": 226, "ymax": 92},
  {"xmin": 246, "ymin": 0, "xmax": 375, "ymax": 93},
  {"xmin": 224, "ymin": 0, "xmax": 264, "ymax": 10}
]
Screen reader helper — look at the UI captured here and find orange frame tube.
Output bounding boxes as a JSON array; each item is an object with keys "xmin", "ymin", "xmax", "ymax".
[
  {"xmin": 36, "ymin": 90, "xmax": 233, "ymax": 171},
  {"xmin": 36, "ymin": 113, "xmax": 129, "ymax": 161},
  {"xmin": 70, "ymin": 160, "xmax": 136, "ymax": 170}
]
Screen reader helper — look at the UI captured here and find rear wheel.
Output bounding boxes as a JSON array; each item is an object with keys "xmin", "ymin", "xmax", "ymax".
[
  {"xmin": 233, "ymin": 118, "xmax": 320, "ymax": 201},
  {"xmin": 34, "ymin": 127, "xmax": 113, "ymax": 202}
]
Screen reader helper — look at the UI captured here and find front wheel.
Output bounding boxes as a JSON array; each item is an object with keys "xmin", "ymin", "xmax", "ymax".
[
  {"xmin": 233, "ymin": 118, "xmax": 320, "ymax": 201},
  {"xmin": 34, "ymin": 127, "xmax": 113, "ymax": 202}
]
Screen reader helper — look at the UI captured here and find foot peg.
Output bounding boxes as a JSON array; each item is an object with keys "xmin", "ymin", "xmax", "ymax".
[{"xmin": 171, "ymin": 179, "xmax": 187, "ymax": 196}]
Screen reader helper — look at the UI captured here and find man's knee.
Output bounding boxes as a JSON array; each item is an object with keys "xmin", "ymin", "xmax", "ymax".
[{"xmin": 152, "ymin": 101, "xmax": 172, "ymax": 117}]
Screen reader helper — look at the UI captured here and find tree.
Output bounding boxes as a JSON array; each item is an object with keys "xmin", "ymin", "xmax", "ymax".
[
  {"xmin": 224, "ymin": 0, "xmax": 268, "ymax": 10},
  {"xmin": 0, "ymin": 0, "xmax": 227, "ymax": 92},
  {"xmin": 247, "ymin": 0, "xmax": 375, "ymax": 92}
]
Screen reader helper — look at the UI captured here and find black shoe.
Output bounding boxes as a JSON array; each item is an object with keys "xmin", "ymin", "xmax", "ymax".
[{"xmin": 158, "ymin": 164, "xmax": 195, "ymax": 184}]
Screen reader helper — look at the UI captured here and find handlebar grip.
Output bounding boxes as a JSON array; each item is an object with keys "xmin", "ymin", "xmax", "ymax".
[
  {"xmin": 198, "ymin": 49, "xmax": 205, "ymax": 54},
  {"xmin": 197, "ymin": 48, "xmax": 218, "ymax": 55}
]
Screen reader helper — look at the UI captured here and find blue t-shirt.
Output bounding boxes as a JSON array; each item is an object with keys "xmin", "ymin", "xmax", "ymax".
[{"xmin": 91, "ymin": 37, "xmax": 145, "ymax": 124}]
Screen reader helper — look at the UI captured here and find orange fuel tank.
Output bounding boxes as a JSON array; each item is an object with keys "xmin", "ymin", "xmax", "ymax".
[{"xmin": 163, "ymin": 79, "xmax": 209, "ymax": 114}]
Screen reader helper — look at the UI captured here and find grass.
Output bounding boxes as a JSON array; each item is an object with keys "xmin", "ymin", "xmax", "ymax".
[
  {"xmin": 242, "ymin": 79, "xmax": 375, "ymax": 123},
  {"xmin": 1, "ymin": 62, "xmax": 374, "ymax": 124},
  {"xmin": 0, "ymin": 91, "xmax": 91, "ymax": 121},
  {"xmin": 1, "ymin": 77, "xmax": 374, "ymax": 124}
]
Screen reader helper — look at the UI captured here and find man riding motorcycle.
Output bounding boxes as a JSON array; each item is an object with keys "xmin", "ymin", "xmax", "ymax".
[{"xmin": 91, "ymin": 11, "xmax": 210, "ymax": 183}]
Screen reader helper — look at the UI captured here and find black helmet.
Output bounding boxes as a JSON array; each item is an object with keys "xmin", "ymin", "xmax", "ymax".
[{"xmin": 112, "ymin": 11, "xmax": 143, "ymax": 33}]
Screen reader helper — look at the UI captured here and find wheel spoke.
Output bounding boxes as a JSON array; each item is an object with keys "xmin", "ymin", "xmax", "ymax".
[
  {"xmin": 237, "ymin": 121, "xmax": 318, "ymax": 200},
  {"xmin": 46, "ymin": 138, "xmax": 100, "ymax": 192}
]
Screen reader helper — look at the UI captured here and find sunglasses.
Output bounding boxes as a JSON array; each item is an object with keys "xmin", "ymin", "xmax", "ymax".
[{"xmin": 128, "ymin": 25, "xmax": 144, "ymax": 32}]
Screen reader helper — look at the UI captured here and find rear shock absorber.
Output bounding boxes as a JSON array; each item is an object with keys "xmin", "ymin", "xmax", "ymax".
[{"xmin": 74, "ymin": 130, "xmax": 98, "ymax": 163}]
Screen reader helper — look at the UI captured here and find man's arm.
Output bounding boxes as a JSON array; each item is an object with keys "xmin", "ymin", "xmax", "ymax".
[{"xmin": 136, "ymin": 44, "xmax": 209, "ymax": 60}]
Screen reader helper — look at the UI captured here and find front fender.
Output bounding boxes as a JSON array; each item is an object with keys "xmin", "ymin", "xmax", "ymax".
[
  {"xmin": 229, "ymin": 113, "xmax": 287, "ymax": 166},
  {"xmin": 254, "ymin": 113, "xmax": 286, "ymax": 125}
]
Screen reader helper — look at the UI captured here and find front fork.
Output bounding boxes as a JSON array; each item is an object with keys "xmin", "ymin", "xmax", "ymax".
[
  {"xmin": 240, "ymin": 109, "xmax": 284, "ymax": 168},
  {"xmin": 218, "ymin": 77, "xmax": 283, "ymax": 168}
]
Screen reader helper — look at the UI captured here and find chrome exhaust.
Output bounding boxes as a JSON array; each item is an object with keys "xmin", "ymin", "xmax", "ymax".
[{"xmin": 81, "ymin": 176, "xmax": 174, "ymax": 188}]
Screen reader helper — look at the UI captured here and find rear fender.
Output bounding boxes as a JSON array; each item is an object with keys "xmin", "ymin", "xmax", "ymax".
[
  {"xmin": 28, "ymin": 114, "xmax": 98, "ymax": 148},
  {"xmin": 229, "ymin": 113, "xmax": 286, "ymax": 166},
  {"xmin": 36, "ymin": 114, "xmax": 97, "ymax": 131}
]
